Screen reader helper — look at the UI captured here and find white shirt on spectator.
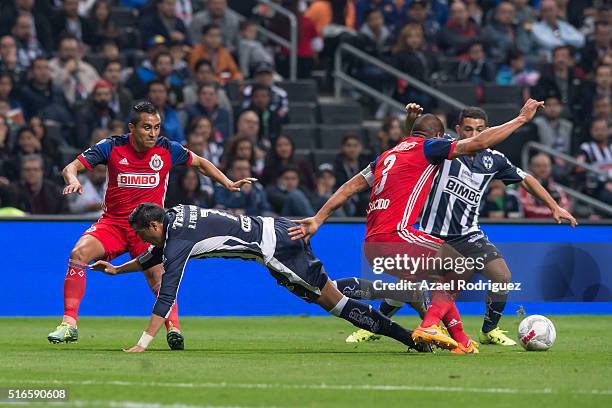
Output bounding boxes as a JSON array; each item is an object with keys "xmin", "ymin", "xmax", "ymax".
[{"xmin": 532, "ymin": 19, "xmax": 585, "ymax": 59}]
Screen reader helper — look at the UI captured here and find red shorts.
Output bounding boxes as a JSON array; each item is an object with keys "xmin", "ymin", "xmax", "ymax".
[{"xmin": 83, "ymin": 216, "xmax": 150, "ymax": 261}]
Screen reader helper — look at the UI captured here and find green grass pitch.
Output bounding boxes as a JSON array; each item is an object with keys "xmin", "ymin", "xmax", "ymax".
[{"xmin": 1, "ymin": 315, "xmax": 611, "ymax": 408}]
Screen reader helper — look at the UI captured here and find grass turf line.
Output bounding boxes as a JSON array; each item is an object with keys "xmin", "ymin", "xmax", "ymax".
[{"xmin": 1, "ymin": 316, "xmax": 611, "ymax": 408}]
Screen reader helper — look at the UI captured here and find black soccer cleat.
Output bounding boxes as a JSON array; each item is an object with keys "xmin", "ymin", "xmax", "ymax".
[{"xmin": 166, "ymin": 330, "xmax": 184, "ymax": 350}]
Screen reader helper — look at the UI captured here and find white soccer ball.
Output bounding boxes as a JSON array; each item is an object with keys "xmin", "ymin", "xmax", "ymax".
[{"xmin": 517, "ymin": 315, "xmax": 556, "ymax": 351}]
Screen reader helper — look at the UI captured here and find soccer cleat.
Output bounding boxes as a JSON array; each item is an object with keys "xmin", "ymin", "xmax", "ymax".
[
  {"xmin": 451, "ymin": 338, "xmax": 480, "ymax": 354},
  {"xmin": 166, "ymin": 330, "xmax": 184, "ymax": 350},
  {"xmin": 412, "ymin": 325, "xmax": 458, "ymax": 350},
  {"xmin": 479, "ymin": 327, "xmax": 517, "ymax": 346},
  {"xmin": 410, "ymin": 341, "xmax": 434, "ymax": 353},
  {"xmin": 47, "ymin": 323, "xmax": 78, "ymax": 344},
  {"xmin": 345, "ymin": 329, "xmax": 380, "ymax": 343}
]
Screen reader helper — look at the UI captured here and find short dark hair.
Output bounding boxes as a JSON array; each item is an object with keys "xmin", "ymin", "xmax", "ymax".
[
  {"xmin": 342, "ymin": 132, "xmax": 361, "ymax": 145},
  {"xmin": 278, "ymin": 165, "xmax": 300, "ymax": 178},
  {"xmin": 128, "ymin": 202, "xmax": 166, "ymax": 231},
  {"xmin": 129, "ymin": 101, "xmax": 158, "ymax": 125},
  {"xmin": 147, "ymin": 79, "xmax": 166, "ymax": 93},
  {"xmin": 102, "ymin": 59, "xmax": 121, "ymax": 72},
  {"xmin": 552, "ymin": 45, "xmax": 572, "ymax": 57},
  {"xmin": 458, "ymin": 107, "xmax": 488, "ymax": 126},
  {"xmin": 152, "ymin": 51, "xmax": 173, "ymax": 66},
  {"xmin": 194, "ymin": 58, "xmax": 212, "ymax": 72},
  {"xmin": 251, "ymin": 83, "xmax": 271, "ymax": 94},
  {"xmin": 57, "ymin": 32, "xmax": 79, "ymax": 46},
  {"xmin": 412, "ymin": 114, "xmax": 445, "ymax": 137},
  {"xmin": 197, "ymin": 80, "xmax": 219, "ymax": 94},
  {"xmin": 240, "ymin": 20, "xmax": 257, "ymax": 31},
  {"xmin": 202, "ymin": 23, "xmax": 220, "ymax": 35}
]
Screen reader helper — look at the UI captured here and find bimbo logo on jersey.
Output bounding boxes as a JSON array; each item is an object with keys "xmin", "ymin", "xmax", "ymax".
[
  {"xmin": 117, "ymin": 172, "xmax": 160, "ymax": 188},
  {"xmin": 444, "ymin": 176, "xmax": 481, "ymax": 205}
]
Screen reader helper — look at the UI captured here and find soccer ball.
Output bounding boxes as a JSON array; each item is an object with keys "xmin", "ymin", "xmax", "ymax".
[{"xmin": 517, "ymin": 315, "xmax": 556, "ymax": 351}]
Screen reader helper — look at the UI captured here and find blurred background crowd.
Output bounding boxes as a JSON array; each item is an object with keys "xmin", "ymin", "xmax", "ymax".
[{"xmin": 0, "ymin": 0, "xmax": 609, "ymax": 219}]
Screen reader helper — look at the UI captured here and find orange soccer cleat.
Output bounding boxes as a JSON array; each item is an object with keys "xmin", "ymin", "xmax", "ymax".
[
  {"xmin": 450, "ymin": 338, "xmax": 480, "ymax": 355},
  {"xmin": 412, "ymin": 324, "xmax": 459, "ymax": 350}
]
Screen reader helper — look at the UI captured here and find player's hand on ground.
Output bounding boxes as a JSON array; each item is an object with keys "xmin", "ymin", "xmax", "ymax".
[
  {"xmin": 552, "ymin": 206, "xmax": 578, "ymax": 227},
  {"xmin": 63, "ymin": 181, "xmax": 83, "ymax": 195},
  {"xmin": 518, "ymin": 98, "xmax": 545, "ymax": 122},
  {"xmin": 89, "ymin": 260, "xmax": 118, "ymax": 275},
  {"xmin": 288, "ymin": 217, "xmax": 320, "ymax": 242},
  {"xmin": 228, "ymin": 178, "xmax": 258, "ymax": 192},
  {"xmin": 123, "ymin": 345, "xmax": 146, "ymax": 353},
  {"xmin": 404, "ymin": 103, "xmax": 423, "ymax": 119}
]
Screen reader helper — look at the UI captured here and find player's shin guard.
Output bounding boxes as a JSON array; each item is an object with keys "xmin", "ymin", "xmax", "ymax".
[
  {"xmin": 441, "ymin": 303, "xmax": 470, "ymax": 347},
  {"xmin": 482, "ymin": 290, "xmax": 508, "ymax": 333},
  {"xmin": 63, "ymin": 259, "xmax": 87, "ymax": 324},
  {"xmin": 334, "ymin": 278, "xmax": 376, "ymax": 299},
  {"xmin": 379, "ymin": 299, "xmax": 404, "ymax": 317},
  {"xmin": 152, "ymin": 284, "xmax": 180, "ymax": 331},
  {"xmin": 330, "ymin": 296, "xmax": 416, "ymax": 348}
]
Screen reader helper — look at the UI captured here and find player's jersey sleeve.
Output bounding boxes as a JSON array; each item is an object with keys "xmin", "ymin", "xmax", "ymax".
[
  {"xmin": 492, "ymin": 151, "xmax": 527, "ymax": 185},
  {"xmin": 360, "ymin": 156, "xmax": 378, "ymax": 187},
  {"xmin": 136, "ymin": 246, "xmax": 163, "ymax": 270},
  {"xmin": 152, "ymin": 238, "xmax": 194, "ymax": 318},
  {"xmin": 78, "ymin": 138, "xmax": 113, "ymax": 169},
  {"xmin": 168, "ymin": 140, "xmax": 193, "ymax": 167},
  {"xmin": 423, "ymin": 138, "xmax": 458, "ymax": 164}
]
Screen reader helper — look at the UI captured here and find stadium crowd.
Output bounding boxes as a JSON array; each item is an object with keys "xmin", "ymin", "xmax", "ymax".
[{"xmin": 0, "ymin": 0, "xmax": 609, "ymax": 219}]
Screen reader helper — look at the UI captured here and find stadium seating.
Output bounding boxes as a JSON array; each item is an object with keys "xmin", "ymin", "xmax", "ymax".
[
  {"xmin": 282, "ymin": 125, "xmax": 319, "ymax": 149},
  {"xmin": 319, "ymin": 101, "xmax": 363, "ymax": 125}
]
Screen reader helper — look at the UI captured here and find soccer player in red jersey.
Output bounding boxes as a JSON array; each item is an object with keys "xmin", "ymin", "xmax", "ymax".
[
  {"xmin": 48, "ymin": 102, "xmax": 255, "ymax": 349},
  {"xmin": 289, "ymin": 99, "xmax": 544, "ymax": 353}
]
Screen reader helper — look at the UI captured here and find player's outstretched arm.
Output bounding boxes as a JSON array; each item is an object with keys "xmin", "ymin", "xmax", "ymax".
[
  {"xmin": 89, "ymin": 258, "xmax": 143, "ymax": 275},
  {"xmin": 451, "ymin": 99, "xmax": 545, "ymax": 159},
  {"xmin": 62, "ymin": 159, "xmax": 87, "ymax": 195},
  {"xmin": 190, "ymin": 153, "xmax": 257, "ymax": 192},
  {"xmin": 288, "ymin": 173, "xmax": 370, "ymax": 241},
  {"xmin": 520, "ymin": 175, "xmax": 578, "ymax": 226},
  {"xmin": 124, "ymin": 314, "xmax": 166, "ymax": 353}
]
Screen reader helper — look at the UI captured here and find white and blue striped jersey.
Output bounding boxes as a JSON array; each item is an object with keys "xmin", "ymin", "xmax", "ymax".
[{"xmin": 420, "ymin": 149, "xmax": 527, "ymax": 238}]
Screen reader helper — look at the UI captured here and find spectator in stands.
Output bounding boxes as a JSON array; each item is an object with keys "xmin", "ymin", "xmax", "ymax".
[
  {"xmin": 188, "ymin": 23, "xmax": 242, "ymax": 84},
  {"xmin": 0, "ymin": 115, "xmax": 10, "ymax": 184},
  {"xmin": 237, "ymin": 20, "xmax": 273, "ymax": 79},
  {"xmin": 68, "ymin": 163, "xmax": 106, "ymax": 216},
  {"xmin": 74, "ymin": 80, "xmax": 117, "ymax": 148},
  {"xmin": 127, "ymin": 50, "xmax": 184, "ymax": 104},
  {"xmin": 580, "ymin": 22, "xmax": 611, "ymax": 75},
  {"xmin": 11, "ymin": 14, "xmax": 45, "ymax": 68},
  {"xmin": 581, "ymin": 64, "xmax": 612, "ymax": 119},
  {"xmin": 107, "ymin": 120, "xmax": 125, "ymax": 136},
  {"xmin": 355, "ymin": 0, "xmax": 399, "ymax": 32},
  {"xmin": 186, "ymin": 117, "xmax": 223, "ymax": 164},
  {"xmin": 392, "ymin": 24, "xmax": 438, "ymax": 111},
  {"xmin": 147, "ymin": 80, "xmax": 183, "ymax": 143},
  {"xmin": 510, "ymin": 0, "xmax": 536, "ymax": 26},
  {"xmin": 532, "ymin": 0, "xmax": 585, "ymax": 60},
  {"xmin": 241, "ymin": 63, "xmax": 289, "ymax": 120},
  {"xmin": 261, "ymin": 135, "xmax": 314, "ymax": 190},
  {"xmin": 101, "ymin": 60, "xmax": 133, "ymax": 118},
  {"xmin": 243, "ymin": 84, "xmax": 283, "ymax": 143},
  {"xmin": 166, "ymin": 167, "xmax": 211, "ymax": 208},
  {"xmin": 29, "ymin": 115, "xmax": 60, "ymax": 170},
  {"xmin": 577, "ymin": 118, "xmax": 612, "ymax": 204},
  {"xmin": 334, "ymin": 133, "xmax": 371, "ymax": 215},
  {"xmin": 531, "ymin": 46, "xmax": 584, "ymax": 119},
  {"xmin": 465, "ymin": 0, "xmax": 484, "ymax": 25},
  {"xmin": 480, "ymin": 179, "xmax": 522, "ymax": 219},
  {"xmin": 185, "ymin": 81, "xmax": 232, "ymax": 141},
  {"xmin": 213, "ymin": 158, "xmax": 272, "ymax": 216},
  {"xmin": 351, "ymin": 8, "xmax": 394, "ymax": 92},
  {"xmin": 88, "ymin": 0, "xmax": 120, "ymax": 50},
  {"xmin": 234, "ymin": 110, "xmax": 268, "ymax": 164},
  {"xmin": 222, "ymin": 135, "xmax": 263, "ymax": 177},
  {"xmin": 397, "ymin": 0, "xmax": 440, "ymax": 44},
  {"xmin": 0, "ymin": 72, "xmax": 23, "ymax": 113},
  {"xmin": 308, "ymin": 163, "xmax": 347, "ymax": 216},
  {"xmin": 49, "ymin": 33, "xmax": 100, "ymax": 107},
  {"xmin": 0, "ymin": 0, "xmax": 54, "ymax": 53},
  {"xmin": 181, "ymin": 127, "xmax": 220, "ymax": 198},
  {"xmin": 266, "ymin": 166, "xmax": 315, "ymax": 216},
  {"xmin": 457, "ymin": 41, "xmax": 496, "ymax": 84},
  {"xmin": 140, "ymin": 0, "xmax": 189, "ymax": 49},
  {"xmin": 437, "ymin": 0, "xmax": 481, "ymax": 57},
  {"xmin": 20, "ymin": 57, "xmax": 71, "ymax": 123},
  {"xmin": 169, "ymin": 39, "xmax": 192, "ymax": 84},
  {"xmin": 10, "ymin": 153, "xmax": 66, "ymax": 214},
  {"xmin": 305, "ymin": 0, "xmax": 357, "ymax": 37},
  {"xmin": 592, "ymin": 95, "xmax": 612, "ymax": 136},
  {"xmin": 52, "ymin": 0, "xmax": 95, "ymax": 46},
  {"xmin": 375, "ymin": 115, "xmax": 403, "ymax": 154},
  {"xmin": 495, "ymin": 47, "xmax": 540, "ymax": 86},
  {"xmin": 189, "ymin": 0, "xmax": 240, "ymax": 53},
  {"xmin": 0, "ymin": 35, "xmax": 28, "ymax": 85},
  {"xmin": 483, "ymin": 1, "xmax": 533, "ymax": 66},
  {"xmin": 519, "ymin": 153, "xmax": 571, "ymax": 218},
  {"xmin": 183, "ymin": 58, "xmax": 232, "ymax": 113}
]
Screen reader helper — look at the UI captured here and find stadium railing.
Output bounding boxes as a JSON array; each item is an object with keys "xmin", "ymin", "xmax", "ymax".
[
  {"xmin": 521, "ymin": 141, "xmax": 612, "ymax": 217},
  {"xmin": 230, "ymin": 0, "xmax": 298, "ymax": 81}
]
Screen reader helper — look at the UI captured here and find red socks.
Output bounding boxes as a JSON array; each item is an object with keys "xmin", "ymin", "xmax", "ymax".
[
  {"xmin": 441, "ymin": 303, "xmax": 470, "ymax": 347},
  {"xmin": 64, "ymin": 259, "xmax": 87, "ymax": 322},
  {"xmin": 421, "ymin": 301, "xmax": 451, "ymax": 328}
]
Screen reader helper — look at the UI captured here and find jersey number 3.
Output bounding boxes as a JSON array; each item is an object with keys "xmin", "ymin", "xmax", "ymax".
[{"xmin": 374, "ymin": 154, "xmax": 396, "ymax": 195}]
